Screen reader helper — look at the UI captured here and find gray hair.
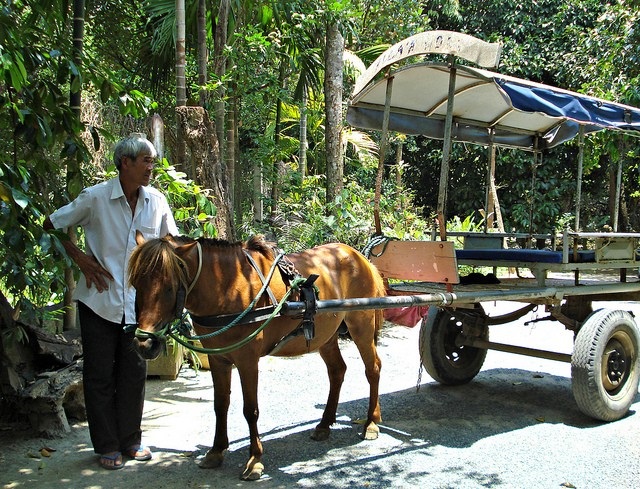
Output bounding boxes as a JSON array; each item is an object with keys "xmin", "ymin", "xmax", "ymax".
[{"xmin": 113, "ymin": 133, "xmax": 157, "ymax": 170}]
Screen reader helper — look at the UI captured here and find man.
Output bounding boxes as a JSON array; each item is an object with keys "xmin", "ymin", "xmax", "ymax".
[{"xmin": 43, "ymin": 134, "xmax": 178, "ymax": 470}]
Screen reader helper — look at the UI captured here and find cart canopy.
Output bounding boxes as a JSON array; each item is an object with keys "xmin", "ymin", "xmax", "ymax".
[{"xmin": 347, "ymin": 62, "xmax": 640, "ymax": 150}]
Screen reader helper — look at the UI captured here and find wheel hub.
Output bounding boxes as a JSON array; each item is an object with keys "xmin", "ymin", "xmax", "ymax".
[{"xmin": 602, "ymin": 339, "xmax": 628, "ymax": 391}]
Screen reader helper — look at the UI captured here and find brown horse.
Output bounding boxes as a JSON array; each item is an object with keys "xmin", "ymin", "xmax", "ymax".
[{"xmin": 128, "ymin": 233, "xmax": 386, "ymax": 480}]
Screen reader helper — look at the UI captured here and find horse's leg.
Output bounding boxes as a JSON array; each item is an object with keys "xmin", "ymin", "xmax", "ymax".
[
  {"xmin": 236, "ymin": 361, "xmax": 264, "ymax": 481},
  {"xmin": 199, "ymin": 359, "xmax": 232, "ymax": 469},
  {"xmin": 345, "ymin": 310, "xmax": 382, "ymax": 440},
  {"xmin": 311, "ymin": 332, "xmax": 347, "ymax": 441}
]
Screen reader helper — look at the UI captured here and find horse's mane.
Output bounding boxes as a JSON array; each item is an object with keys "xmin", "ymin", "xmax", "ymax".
[
  {"xmin": 245, "ymin": 235, "xmax": 276, "ymax": 260},
  {"xmin": 128, "ymin": 234, "xmax": 276, "ymax": 288},
  {"xmin": 172, "ymin": 234, "xmax": 276, "ymax": 260},
  {"xmin": 128, "ymin": 236, "xmax": 190, "ymax": 289}
]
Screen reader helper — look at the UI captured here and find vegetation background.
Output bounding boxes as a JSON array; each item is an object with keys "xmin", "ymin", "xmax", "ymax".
[{"xmin": 0, "ymin": 0, "xmax": 639, "ymax": 381}]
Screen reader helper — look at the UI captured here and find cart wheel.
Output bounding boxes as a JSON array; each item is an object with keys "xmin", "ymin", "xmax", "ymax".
[
  {"xmin": 571, "ymin": 308, "xmax": 640, "ymax": 422},
  {"xmin": 419, "ymin": 306, "xmax": 488, "ymax": 385}
]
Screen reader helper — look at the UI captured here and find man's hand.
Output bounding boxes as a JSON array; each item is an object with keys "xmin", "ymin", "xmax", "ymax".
[
  {"xmin": 43, "ymin": 216, "xmax": 113, "ymax": 292},
  {"xmin": 74, "ymin": 252, "xmax": 114, "ymax": 292}
]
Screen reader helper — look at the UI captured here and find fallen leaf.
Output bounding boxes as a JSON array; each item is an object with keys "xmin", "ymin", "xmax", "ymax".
[
  {"xmin": 560, "ymin": 482, "xmax": 576, "ymax": 488},
  {"xmin": 40, "ymin": 448, "xmax": 51, "ymax": 457},
  {"xmin": 535, "ymin": 416, "xmax": 545, "ymax": 423},
  {"xmin": 42, "ymin": 446, "xmax": 57, "ymax": 453}
]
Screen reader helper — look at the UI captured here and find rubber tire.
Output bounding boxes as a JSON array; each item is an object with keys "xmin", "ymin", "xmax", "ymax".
[
  {"xmin": 571, "ymin": 308, "xmax": 640, "ymax": 422},
  {"xmin": 419, "ymin": 306, "xmax": 488, "ymax": 385}
]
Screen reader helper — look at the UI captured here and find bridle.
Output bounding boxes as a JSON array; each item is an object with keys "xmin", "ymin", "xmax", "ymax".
[{"xmin": 173, "ymin": 241, "xmax": 203, "ymax": 318}]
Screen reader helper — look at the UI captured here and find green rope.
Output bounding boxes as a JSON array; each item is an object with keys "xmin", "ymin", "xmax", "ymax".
[{"xmin": 362, "ymin": 234, "xmax": 396, "ymax": 258}]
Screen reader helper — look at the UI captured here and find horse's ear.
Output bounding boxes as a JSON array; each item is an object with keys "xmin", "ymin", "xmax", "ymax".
[
  {"xmin": 164, "ymin": 234, "xmax": 178, "ymax": 246},
  {"xmin": 135, "ymin": 230, "xmax": 146, "ymax": 246}
]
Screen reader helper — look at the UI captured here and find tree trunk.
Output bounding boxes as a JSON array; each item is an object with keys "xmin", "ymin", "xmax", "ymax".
[
  {"xmin": 299, "ymin": 85, "xmax": 308, "ymax": 177},
  {"xmin": 226, "ymin": 93, "xmax": 237, "ymax": 233},
  {"xmin": 270, "ymin": 62, "xmax": 286, "ymax": 219},
  {"xmin": 213, "ymin": 0, "xmax": 230, "ymax": 172},
  {"xmin": 253, "ymin": 163, "xmax": 263, "ymax": 222},
  {"xmin": 175, "ymin": 0, "xmax": 188, "ymax": 174},
  {"xmin": 152, "ymin": 113, "xmax": 165, "ymax": 161},
  {"xmin": 63, "ymin": 0, "xmax": 86, "ymax": 331},
  {"xmin": 324, "ymin": 21, "xmax": 344, "ymax": 208},
  {"xmin": 0, "ymin": 290, "xmax": 20, "ymax": 395},
  {"xmin": 175, "ymin": 106, "xmax": 234, "ymax": 239},
  {"xmin": 197, "ymin": 0, "xmax": 209, "ymax": 107},
  {"xmin": 229, "ymin": 93, "xmax": 242, "ymax": 230}
]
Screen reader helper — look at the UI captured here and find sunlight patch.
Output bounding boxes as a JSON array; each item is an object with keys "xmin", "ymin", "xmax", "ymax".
[{"xmin": 279, "ymin": 432, "xmax": 404, "ymax": 476}]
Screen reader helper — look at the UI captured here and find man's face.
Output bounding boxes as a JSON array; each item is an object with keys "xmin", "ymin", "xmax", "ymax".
[{"xmin": 125, "ymin": 154, "xmax": 156, "ymax": 187}]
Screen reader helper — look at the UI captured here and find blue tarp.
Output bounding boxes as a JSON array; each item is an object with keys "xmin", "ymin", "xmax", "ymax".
[{"xmin": 497, "ymin": 79, "xmax": 640, "ymax": 140}]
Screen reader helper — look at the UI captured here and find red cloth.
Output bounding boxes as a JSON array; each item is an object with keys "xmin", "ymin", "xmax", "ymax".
[{"xmin": 383, "ymin": 306, "xmax": 429, "ymax": 328}]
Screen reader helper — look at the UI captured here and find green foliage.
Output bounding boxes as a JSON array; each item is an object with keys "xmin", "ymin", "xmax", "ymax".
[
  {"xmin": 0, "ymin": 159, "xmax": 68, "ymax": 316},
  {"xmin": 397, "ymin": 0, "xmax": 640, "ymax": 233},
  {"xmin": 0, "ymin": 1, "xmax": 166, "ymax": 327},
  {"xmin": 152, "ymin": 161, "xmax": 218, "ymax": 238},
  {"xmin": 2, "ymin": 0, "xmax": 640, "ymax": 331},
  {"xmin": 242, "ymin": 167, "xmax": 432, "ymax": 253}
]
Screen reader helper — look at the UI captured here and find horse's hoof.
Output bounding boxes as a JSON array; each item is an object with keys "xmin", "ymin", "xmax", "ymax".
[
  {"xmin": 310, "ymin": 427, "xmax": 331, "ymax": 441},
  {"xmin": 199, "ymin": 449, "xmax": 225, "ymax": 469},
  {"xmin": 241, "ymin": 461, "xmax": 264, "ymax": 480},
  {"xmin": 362, "ymin": 422, "xmax": 379, "ymax": 440}
]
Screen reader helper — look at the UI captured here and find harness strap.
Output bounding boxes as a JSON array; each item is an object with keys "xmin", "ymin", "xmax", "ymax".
[
  {"xmin": 242, "ymin": 249, "xmax": 278, "ymax": 306},
  {"xmin": 299, "ymin": 274, "xmax": 319, "ymax": 341},
  {"xmin": 188, "ymin": 249, "xmax": 282, "ymax": 330},
  {"xmin": 186, "ymin": 241, "xmax": 203, "ymax": 295},
  {"xmin": 184, "ymin": 253, "xmax": 285, "ymax": 339},
  {"xmin": 169, "ymin": 276, "xmax": 312, "ymax": 356},
  {"xmin": 132, "ymin": 243, "xmax": 321, "ymax": 357},
  {"xmin": 190, "ymin": 306, "xmax": 277, "ymax": 328}
]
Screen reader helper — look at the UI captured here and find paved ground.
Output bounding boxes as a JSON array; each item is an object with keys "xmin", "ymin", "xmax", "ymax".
[{"xmin": 2, "ymin": 300, "xmax": 640, "ymax": 488}]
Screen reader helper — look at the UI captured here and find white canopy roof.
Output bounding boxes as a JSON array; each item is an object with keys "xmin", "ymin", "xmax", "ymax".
[{"xmin": 347, "ymin": 61, "xmax": 640, "ymax": 150}]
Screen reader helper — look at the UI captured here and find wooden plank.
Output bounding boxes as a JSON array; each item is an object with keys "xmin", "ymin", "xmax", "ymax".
[{"xmin": 369, "ymin": 241, "xmax": 459, "ymax": 284}]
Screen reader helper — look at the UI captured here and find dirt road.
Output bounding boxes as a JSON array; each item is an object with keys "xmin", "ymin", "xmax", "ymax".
[{"xmin": 2, "ymin": 302, "xmax": 640, "ymax": 488}]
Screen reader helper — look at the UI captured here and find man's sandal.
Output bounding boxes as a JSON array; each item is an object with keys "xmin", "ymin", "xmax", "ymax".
[
  {"xmin": 125, "ymin": 444, "xmax": 152, "ymax": 461},
  {"xmin": 99, "ymin": 452, "xmax": 124, "ymax": 470}
]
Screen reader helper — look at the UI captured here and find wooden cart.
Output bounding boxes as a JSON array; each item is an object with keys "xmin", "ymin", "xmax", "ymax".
[{"xmin": 285, "ymin": 31, "xmax": 640, "ymax": 422}]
